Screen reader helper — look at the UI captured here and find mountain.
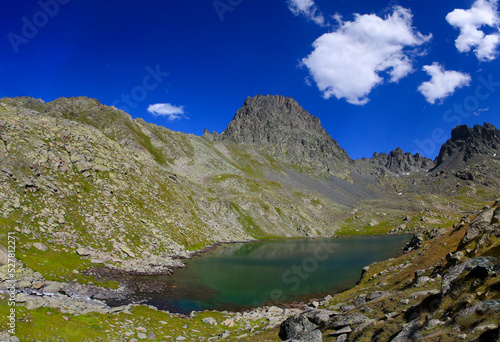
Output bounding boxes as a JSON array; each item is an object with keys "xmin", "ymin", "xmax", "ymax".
[
  {"xmin": 212, "ymin": 95, "xmax": 352, "ymax": 176},
  {"xmin": 1, "ymin": 95, "xmax": 500, "ymax": 341},
  {"xmin": 435, "ymin": 122, "xmax": 500, "ymax": 170}
]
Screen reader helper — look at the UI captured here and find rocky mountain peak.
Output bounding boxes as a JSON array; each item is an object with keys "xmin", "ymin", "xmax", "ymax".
[
  {"xmin": 216, "ymin": 95, "xmax": 352, "ymax": 174},
  {"xmin": 435, "ymin": 122, "xmax": 500, "ymax": 169},
  {"xmin": 220, "ymin": 95, "xmax": 328, "ymax": 142}
]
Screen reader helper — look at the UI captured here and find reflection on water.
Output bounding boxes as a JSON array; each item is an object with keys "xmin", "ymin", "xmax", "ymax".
[{"xmin": 133, "ymin": 235, "xmax": 410, "ymax": 314}]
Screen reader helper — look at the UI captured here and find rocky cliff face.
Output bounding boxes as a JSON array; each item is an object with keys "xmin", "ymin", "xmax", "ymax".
[
  {"xmin": 369, "ymin": 148, "xmax": 434, "ymax": 174},
  {"xmin": 215, "ymin": 95, "xmax": 353, "ymax": 176},
  {"xmin": 435, "ymin": 122, "xmax": 500, "ymax": 170}
]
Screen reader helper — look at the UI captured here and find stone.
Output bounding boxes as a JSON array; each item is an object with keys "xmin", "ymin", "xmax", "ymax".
[
  {"xmin": 403, "ymin": 234, "xmax": 424, "ymax": 251},
  {"xmin": 42, "ymin": 282, "xmax": 63, "ymax": 294},
  {"xmin": 353, "ymin": 294, "xmax": 367, "ymax": 307},
  {"xmin": 367, "ymin": 291, "xmax": 391, "ymax": 302},
  {"xmin": 310, "ymin": 301, "xmax": 320, "ymax": 308},
  {"xmin": 268, "ymin": 306, "xmax": 284, "ymax": 315},
  {"xmin": 303, "ymin": 309, "xmax": 339, "ymax": 326},
  {"xmin": 118, "ymin": 244, "xmax": 136, "ymax": 258},
  {"xmin": 459, "ymin": 207, "xmax": 495, "ymax": 248},
  {"xmin": 425, "ymin": 319, "xmax": 441, "ymax": 330},
  {"xmin": 337, "ymin": 334, "xmax": 348, "ymax": 342},
  {"xmin": 340, "ymin": 305, "xmax": 355, "ymax": 312},
  {"xmin": 76, "ymin": 248, "xmax": 91, "ymax": 256},
  {"xmin": 279, "ymin": 314, "xmax": 317, "ymax": 340},
  {"xmin": 202, "ymin": 317, "xmax": 217, "ymax": 326},
  {"xmin": 329, "ymin": 313, "xmax": 369, "ymax": 328},
  {"xmin": 390, "ymin": 319, "xmax": 421, "ymax": 342},
  {"xmin": 137, "ymin": 332, "xmax": 147, "ymax": 340},
  {"xmin": 33, "ymin": 242, "xmax": 48, "ymax": 251},
  {"xmin": 328, "ymin": 325, "xmax": 352, "ymax": 335},
  {"xmin": 221, "ymin": 318, "xmax": 235, "ymax": 327},
  {"xmin": 218, "ymin": 330, "xmax": 230, "ymax": 338},
  {"xmin": 415, "ymin": 276, "xmax": 430, "ymax": 287},
  {"xmin": 446, "ymin": 251, "xmax": 465, "ymax": 265},
  {"xmin": 147, "ymin": 331, "xmax": 157, "ymax": 340}
]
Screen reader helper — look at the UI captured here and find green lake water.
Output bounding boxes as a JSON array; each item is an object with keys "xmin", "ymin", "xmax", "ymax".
[{"xmin": 137, "ymin": 235, "xmax": 410, "ymax": 314}]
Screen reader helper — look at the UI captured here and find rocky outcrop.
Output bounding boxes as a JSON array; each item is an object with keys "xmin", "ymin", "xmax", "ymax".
[
  {"xmin": 459, "ymin": 205, "xmax": 500, "ymax": 251},
  {"xmin": 435, "ymin": 122, "xmax": 500, "ymax": 170},
  {"xmin": 441, "ymin": 257, "xmax": 497, "ymax": 295},
  {"xmin": 216, "ymin": 95, "xmax": 353, "ymax": 175},
  {"xmin": 369, "ymin": 148, "xmax": 434, "ymax": 174}
]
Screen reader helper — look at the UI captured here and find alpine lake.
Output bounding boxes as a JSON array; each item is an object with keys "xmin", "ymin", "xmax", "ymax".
[{"xmin": 123, "ymin": 235, "xmax": 411, "ymax": 314}]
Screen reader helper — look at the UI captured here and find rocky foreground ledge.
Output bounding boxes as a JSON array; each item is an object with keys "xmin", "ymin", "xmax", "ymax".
[{"xmin": 275, "ymin": 202, "xmax": 500, "ymax": 342}]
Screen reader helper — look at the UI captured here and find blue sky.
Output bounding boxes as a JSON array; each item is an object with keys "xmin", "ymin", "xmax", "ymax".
[{"xmin": 1, "ymin": 0, "xmax": 500, "ymax": 159}]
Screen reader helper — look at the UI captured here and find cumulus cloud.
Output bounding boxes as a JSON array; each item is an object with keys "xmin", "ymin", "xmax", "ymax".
[
  {"xmin": 147, "ymin": 103, "xmax": 186, "ymax": 121},
  {"xmin": 418, "ymin": 63, "xmax": 471, "ymax": 104},
  {"xmin": 301, "ymin": 6, "xmax": 431, "ymax": 105},
  {"xmin": 446, "ymin": 0, "xmax": 500, "ymax": 61},
  {"xmin": 287, "ymin": 0, "xmax": 326, "ymax": 26}
]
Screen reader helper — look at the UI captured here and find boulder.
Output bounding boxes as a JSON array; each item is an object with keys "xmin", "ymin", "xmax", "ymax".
[
  {"xmin": 328, "ymin": 312, "xmax": 369, "ymax": 328},
  {"xmin": 302, "ymin": 309, "xmax": 339, "ymax": 326},
  {"xmin": 279, "ymin": 314, "xmax": 317, "ymax": 341},
  {"xmin": 459, "ymin": 207, "xmax": 495, "ymax": 248},
  {"xmin": 455, "ymin": 300, "xmax": 500, "ymax": 324},
  {"xmin": 390, "ymin": 319, "xmax": 421, "ymax": 342},
  {"xmin": 367, "ymin": 291, "xmax": 391, "ymax": 302},
  {"xmin": 403, "ymin": 234, "xmax": 424, "ymax": 251},
  {"xmin": 441, "ymin": 257, "xmax": 496, "ymax": 295},
  {"xmin": 221, "ymin": 318, "xmax": 235, "ymax": 327},
  {"xmin": 201, "ymin": 317, "xmax": 217, "ymax": 326},
  {"xmin": 337, "ymin": 334, "xmax": 348, "ymax": 342},
  {"xmin": 76, "ymin": 248, "xmax": 91, "ymax": 256},
  {"xmin": 42, "ymin": 282, "xmax": 63, "ymax": 294},
  {"xmin": 328, "ymin": 326, "xmax": 352, "ymax": 336},
  {"xmin": 33, "ymin": 242, "xmax": 48, "ymax": 252}
]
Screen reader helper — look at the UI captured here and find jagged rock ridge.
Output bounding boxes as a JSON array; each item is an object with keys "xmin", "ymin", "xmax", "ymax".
[
  {"xmin": 369, "ymin": 147, "xmax": 434, "ymax": 174},
  {"xmin": 435, "ymin": 122, "xmax": 500, "ymax": 170}
]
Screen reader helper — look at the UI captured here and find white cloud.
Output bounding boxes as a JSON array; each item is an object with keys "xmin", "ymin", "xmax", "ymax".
[
  {"xmin": 446, "ymin": 0, "xmax": 500, "ymax": 61},
  {"xmin": 301, "ymin": 6, "xmax": 431, "ymax": 105},
  {"xmin": 287, "ymin": 0, "xmax": 326, "ymax": 26},
  {"xmin": 147, "ymin": 103, "xmax": 186, "ymax": 121},
  {"xmin": 418, "ymin": 63, "xmax": 471, "ymax": 104}
]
